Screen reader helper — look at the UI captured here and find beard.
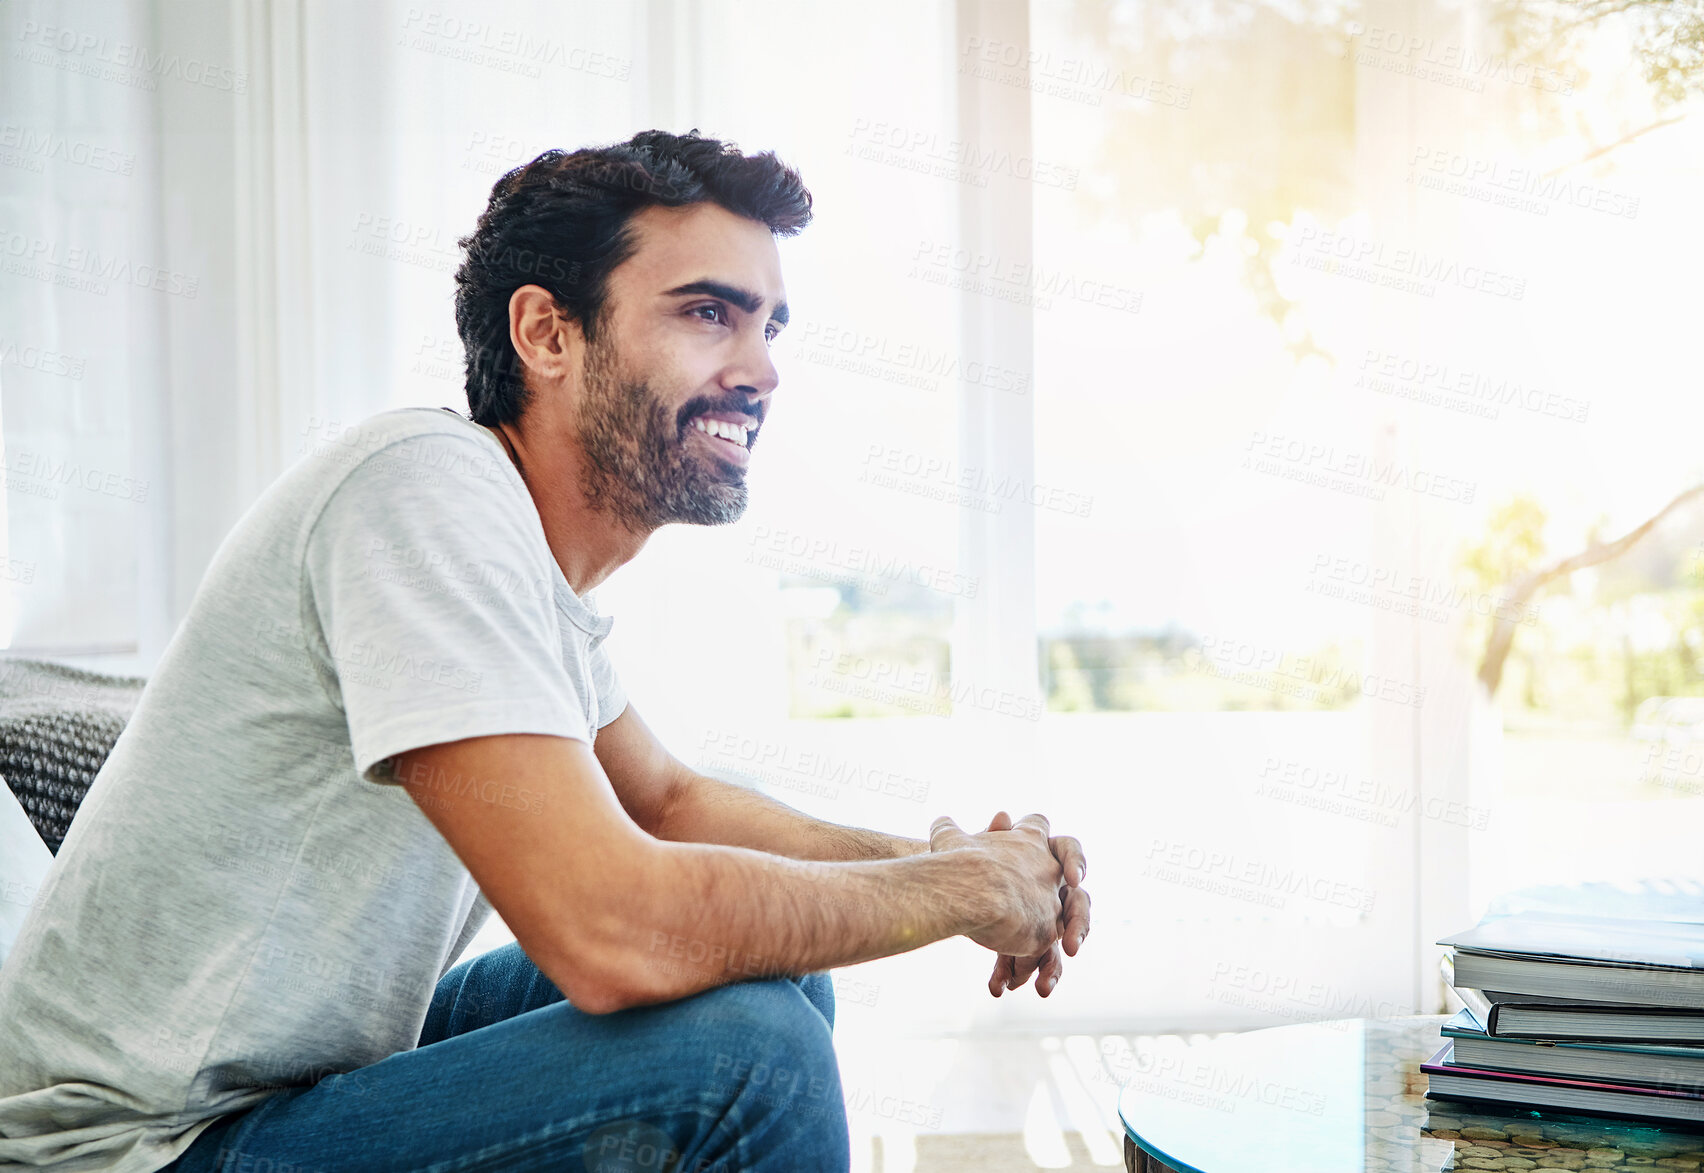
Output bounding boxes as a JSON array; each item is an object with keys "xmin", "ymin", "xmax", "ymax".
[{"xmin": 573, "ymin": 332, "xmax": 753, "ymax": 532}]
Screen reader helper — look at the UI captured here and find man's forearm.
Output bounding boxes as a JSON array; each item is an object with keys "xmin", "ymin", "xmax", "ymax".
[
  {"xmin": 654, "ymin": 768, "xmax": 928, "ymax": 861},
  {"xmin": 591, "ymin": 842, "xmax": 989, "ymax": 1010}
]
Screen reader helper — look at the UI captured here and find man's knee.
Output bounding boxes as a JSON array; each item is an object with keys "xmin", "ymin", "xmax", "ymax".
[
  {"xmin": 422, "ymin": 941, "xmax": 562, "ymax": 1044},
  {"xmin": 794, "ymin": 970, "xmax": 836, "ymax": 1030},
  {"xmin": 697, "ymin": 978, "xmax": 843, "ymax": 1125}
]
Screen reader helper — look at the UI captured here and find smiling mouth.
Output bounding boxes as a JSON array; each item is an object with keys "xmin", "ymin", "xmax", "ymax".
[
  {"xmin": 689, "ymin": 416, "xmax": 752, "ymax": 447},
  {"xmin": 687, "ymin": 414, "xmax": 757, "ymax": 464}
]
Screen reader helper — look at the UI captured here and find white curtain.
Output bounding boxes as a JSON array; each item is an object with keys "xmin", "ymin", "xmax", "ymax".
[
  {"xmin": 5, "ymin": 0, "xmax": 1475, "ymax": 1034},
  {"xmin": 1, "ymin": 0, "xmax": 169, "ymax": 659},
  {"xmin": 3, "ymin": 0, "xmax": 657, "ymax": 667}
]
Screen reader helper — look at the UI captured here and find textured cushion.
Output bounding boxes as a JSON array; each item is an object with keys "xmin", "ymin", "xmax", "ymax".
[{"xmin": 0, "ymin": 658, "xmax": 146, "ymax": 855}]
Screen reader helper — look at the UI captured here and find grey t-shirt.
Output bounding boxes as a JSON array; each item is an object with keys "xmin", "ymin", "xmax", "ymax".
[{"xmin": 0, "ymin": 407, "xmax": 626, "ymax": 1172}]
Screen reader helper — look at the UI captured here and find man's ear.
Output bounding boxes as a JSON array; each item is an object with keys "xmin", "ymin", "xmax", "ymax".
[{"xmin": 508, "ymin": 285, "xmax": 582, "ymax": 384}]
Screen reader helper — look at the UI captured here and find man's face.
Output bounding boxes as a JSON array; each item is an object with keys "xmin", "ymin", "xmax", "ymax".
[{"xmin": 572, "ymin": 202, "xmax": 787, "ymax": 532}]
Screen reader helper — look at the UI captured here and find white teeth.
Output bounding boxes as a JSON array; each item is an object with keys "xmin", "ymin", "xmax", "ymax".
[{"xmin": 692, "ymin": 416, "xmax": 750, "ymax": 446}]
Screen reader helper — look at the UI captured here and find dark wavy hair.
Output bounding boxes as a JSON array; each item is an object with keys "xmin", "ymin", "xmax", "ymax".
[{"xmin": 453, "ymin": 129, "xmax": 814, "ymax": 426}]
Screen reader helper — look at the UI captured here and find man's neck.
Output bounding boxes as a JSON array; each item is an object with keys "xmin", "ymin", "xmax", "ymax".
[{"xmin": 483, "ymin": 422, "xmax": 650, "ymax": 595}]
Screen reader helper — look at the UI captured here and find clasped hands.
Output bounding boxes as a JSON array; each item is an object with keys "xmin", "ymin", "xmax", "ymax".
[{"xmin": 929, "ymin": 810, "xmax": 1090, "ymax": 998}]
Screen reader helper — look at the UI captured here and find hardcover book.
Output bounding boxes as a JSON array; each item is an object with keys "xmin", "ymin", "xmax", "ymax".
[
  {"xmin": 1445, "ymin": 953, "xmax": 1704, "ymax": 1042},
  {"xmin": 1440, "ymin": 913, "xmax": 1704, "ymax": 1007},
  {"xmin": 1423, "ymin": 1042, "xmax": 1704, "ymax": 1125},
  {"xmin": 1441, "ymin": 1009, "xmax": 1704, "ymax": 1090}
]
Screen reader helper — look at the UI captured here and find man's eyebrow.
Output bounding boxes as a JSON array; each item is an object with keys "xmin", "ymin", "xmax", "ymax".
[{"xmin": 664, "ymin": 280, "xmax": 789, "ymax": 327}]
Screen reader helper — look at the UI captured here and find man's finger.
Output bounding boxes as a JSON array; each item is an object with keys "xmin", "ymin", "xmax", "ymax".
[
  {"xmin": 988, "ymin": 954, "xmax": 1015, "ymax": 998},
  {"xmin": 929, "ymin": 816, "xmax": 968, "ymax": 851},
  {"xmin": 1006, "ymin": 950, "xmax": 1046, "ymax": 992},
  {"xmin": 1062, "ymin": 885, "xmax": 1092, "ymax": 957},
  {"xmin": 1035, "ymin": 943, "xmax": 1065, "ymax": 997},
  {"xmin": 1012, "ymin": 812, "xmax": 1051, "ymax": 839},
  {"xmin": 1050, "ymin": 834, "xmax": 1087, "ymax": 887},
  {"xmin": 983, "ymin": 810, "xmax": 1013, "ymax": 833}
]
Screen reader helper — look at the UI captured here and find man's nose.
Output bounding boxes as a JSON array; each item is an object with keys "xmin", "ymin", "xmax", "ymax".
[{"xmin": 730, "ymin": 339, "xmax": 779, "ymax": 406}]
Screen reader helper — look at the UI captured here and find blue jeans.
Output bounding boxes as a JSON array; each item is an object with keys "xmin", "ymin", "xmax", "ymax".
[{"xmin": 163, "ymin": 942, "xmax": 848, "ymax": 1172}]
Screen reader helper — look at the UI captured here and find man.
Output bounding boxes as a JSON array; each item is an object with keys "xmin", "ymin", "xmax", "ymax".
[{"xmin": 0, "ymin": 130, "xmax": 1090, "ymax": 1172}]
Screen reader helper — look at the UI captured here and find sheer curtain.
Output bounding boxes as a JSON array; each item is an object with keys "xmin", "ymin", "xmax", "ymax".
[
  {"xmin": 1, "ymin": 0, "xmax": 170, "ymax": 660},
  {"xmin": 6, "ymin": 0, "xmax": 1489, "ymax": 1034},
  {"xmin": 2, "ymin": 0, "xmax": 648, "ymax": 668}
]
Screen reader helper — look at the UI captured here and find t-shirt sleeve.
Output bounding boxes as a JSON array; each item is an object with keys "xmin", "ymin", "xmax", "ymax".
[
  {"xmin": 590, "ymin": 640, "xmax": 627, "ymax": 731},
  {"xmin": 302, "ymin": 434, "xmax": 591, "ymax": 786}
]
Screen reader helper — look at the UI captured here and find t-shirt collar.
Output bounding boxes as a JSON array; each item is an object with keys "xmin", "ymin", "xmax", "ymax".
[
  {"xmin": 441, "ymin": 406, "xmax": 616, "ymax": 645},
  {"xmin": 551, "ymin": 565, "xmax": 615, "ymax": 643}
]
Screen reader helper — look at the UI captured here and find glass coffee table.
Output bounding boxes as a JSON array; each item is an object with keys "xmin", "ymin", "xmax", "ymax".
[{"xmin": 1117, "ymin": 1016, "xmax": 1704, "ymax": 1172}]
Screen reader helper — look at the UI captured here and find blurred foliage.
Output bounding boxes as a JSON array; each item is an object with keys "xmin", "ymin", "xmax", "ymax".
[
  {"xmin": 1460, "ymin": 495, "xmax": 1549, "ymax": 595},
  {"xmin": 784, "ymin": 576, "xmax": 954, "ymax": 718},
  {"xmin": 1458, "ymin": 497, "xmax": 1704, "ymax": 730},
  {"xmin": 1055, "ymin": 0, "xmax": 1702, "ymax": 361},
  {"xmin": 1487, "ymin": 0, "xmax": 1704, "ymax": 108},
  {"xmin": 1060, "ymin": 0, "xmax": 1358, "ymax": 362},
  {"xmin": 796, "ymin": 1, "xmax": 1704, "ymax": 723},
  {"xmin": 1040, "ymin": 629, "xmax": 1368, "ymax": 712}
]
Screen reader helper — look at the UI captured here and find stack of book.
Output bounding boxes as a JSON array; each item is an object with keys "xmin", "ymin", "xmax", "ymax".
[{"xmin": 1426, "ymin": 909, "xmax": 1704, "ymax": 1125}]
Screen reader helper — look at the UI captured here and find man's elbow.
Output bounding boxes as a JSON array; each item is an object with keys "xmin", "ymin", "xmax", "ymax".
[
  {"xmin": 555, "ymin": 975, "xmax": 636, "ymax": 1016},
  {"xmin": 530, "ymin": 921, "xmax": 675, "ymax": 1015}
]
